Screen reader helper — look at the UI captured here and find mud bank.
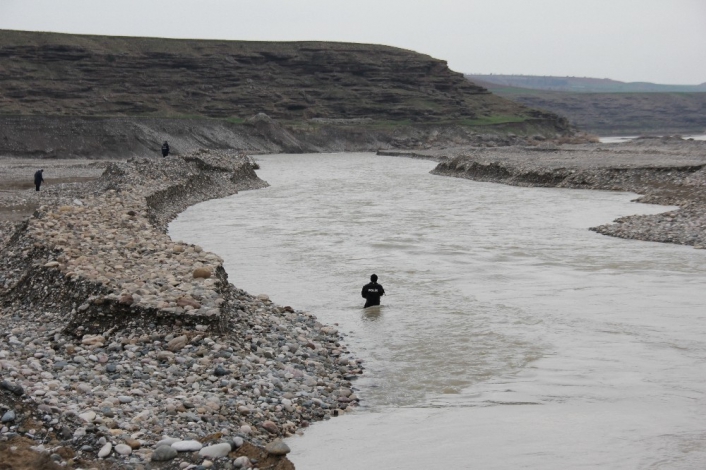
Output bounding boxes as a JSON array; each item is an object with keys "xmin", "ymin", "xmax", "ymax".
[
  {"xmin": 0, "ymin": 151, "xmax": 363, "ymax": 469},
  {"xmin": 0, "ymin": 114, "xmax": 576, "ymax": 159},
  {"xmin": 423, "ymin": 137, "xmax": 706, "ymax": 247}
]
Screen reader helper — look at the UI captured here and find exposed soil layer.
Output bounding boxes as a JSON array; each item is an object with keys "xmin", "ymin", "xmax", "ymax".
[{"xmin": 0, "ymin": 113, "xmax": 578, "ymax": 159}]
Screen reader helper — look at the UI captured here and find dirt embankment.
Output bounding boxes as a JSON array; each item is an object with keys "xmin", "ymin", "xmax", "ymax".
[
  {"xmin": 422, "ymin": 137, "xmax": 706, "ymax": 247},
  {"xmin": 0, "ymin": 113, "xmax": 579, "ymax": 160}
]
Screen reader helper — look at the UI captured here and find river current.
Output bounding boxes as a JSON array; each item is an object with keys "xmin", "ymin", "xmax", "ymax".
[{"xmin": 170, "ymin": 153, "xmax": 706, "ymax": 469}]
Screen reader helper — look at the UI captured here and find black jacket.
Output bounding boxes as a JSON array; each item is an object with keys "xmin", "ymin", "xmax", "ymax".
[
  {"xmin": 361, "ymin": 282, "xmax": 385, "ymax": 307},
  {"xmin": 34, "ymin": 170, "xmax": 44, "ymax": 185}
]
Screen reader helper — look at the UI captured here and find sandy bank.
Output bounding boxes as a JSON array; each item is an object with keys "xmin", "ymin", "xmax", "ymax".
[{"xmin": 0, "ymin": 151, "xmax": 363, "ymax": 469}]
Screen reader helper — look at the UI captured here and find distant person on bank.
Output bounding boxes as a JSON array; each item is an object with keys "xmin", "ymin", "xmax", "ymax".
[
  {"xmin": 162, "ymin": 141, "xmax": 170, "ymax": 158},
  {"xmin": 34, "ymin": 169, "xmax": 44, "ymax": 191},
  {"xmin": 361, "ymin": 274, "xmax": 385, "ymax": 308}
]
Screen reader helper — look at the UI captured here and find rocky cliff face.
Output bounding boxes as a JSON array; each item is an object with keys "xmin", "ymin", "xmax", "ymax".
[
  {"xmin": 0, "ymin": 30, "xmax": 568, "ymax": 125},
  {"xmin": 0, "ymin": 30, "xmax": 575, "ymax": 157}
]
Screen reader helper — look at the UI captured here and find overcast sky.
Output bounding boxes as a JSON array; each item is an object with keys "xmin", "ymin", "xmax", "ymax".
[{"xmin": 1, "ymin": 0, "xmax": 705, "ymax": 84}]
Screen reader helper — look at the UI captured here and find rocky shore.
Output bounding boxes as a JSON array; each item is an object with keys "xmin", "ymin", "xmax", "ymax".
[
  {"xmin": 396, "ymin": 136, "xmax": 706, "ymax": 247},
  {"xmin": 0, "ymin": 151, "xmax": 363, "ymax": 469}
]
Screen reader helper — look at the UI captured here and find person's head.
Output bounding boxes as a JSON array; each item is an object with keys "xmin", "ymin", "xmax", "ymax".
[
  {"xmin": 370, "ymin": 274, "xmax": 378, "ymax": 282},
  {"xmin": 39, "ymin": 169, "xmax": 43, "ymax": 173}
]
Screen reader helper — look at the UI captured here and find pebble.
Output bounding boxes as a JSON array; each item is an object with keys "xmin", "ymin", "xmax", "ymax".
[
  {"xmin": 114, "ymin": 443, "xmax": 133, "ymax": 456},
  {"xmin": 156, "ymin": 437, "xmax": 181, "ymax": 447},
  {"xmin": 152, "ymin": 445, "xmax": 179, "ymax": 461},
  {"xmin": 239, "ymin": 425, "xmax": 252, "ymax": 435},
  {"xmin": 233, "ymin": 456, "xmax": 251, "ymax": 468},
  {"xmin": 172, "ymin": 440, "xmax": 203, "ymax": 452},
  {"xmin": 98, "ymin": 442, "xmax": 112, "ymax": 458},
  {"xmin": 125, "ymin": 437, "xmax": 141, "ymax": 449},
  {"xmin": 198, "ymin": 442, "xmax": 232, "ymax": 459},
  {"xmin": 1, "ymin": 410, "xmax": 16, "ymax": 423},
  {"xmin": 265, "ymin": 439, "xmax": 291, "ymax": 456},
  {"xmin": 79, "ymin": 411, "xmax": 96, "ymax": 423},
  {"xmin": 0, "ymin": 380, "xmax": 24, "ymax": 396},
  {"xmin": 261, "ymin": 420, "xmax": 279, "ymax": 434}
]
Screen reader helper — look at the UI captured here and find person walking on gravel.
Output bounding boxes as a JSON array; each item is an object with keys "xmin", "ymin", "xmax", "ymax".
[
  {"xmin": 162, "ymin": 141, "xmax": 170, "ymax": 158},
  {"xmin": 361, "ymin": 274, "xmax": 385, "ymax": 308},
  {"xmin": 34, "ymin": 169, "xmax": 44, "ymax": 191}
]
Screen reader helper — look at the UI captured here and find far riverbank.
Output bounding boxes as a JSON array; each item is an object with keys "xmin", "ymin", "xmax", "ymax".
[{"xmin": 382, "ymin": 136, "xmax": 706, "ymax": 248}]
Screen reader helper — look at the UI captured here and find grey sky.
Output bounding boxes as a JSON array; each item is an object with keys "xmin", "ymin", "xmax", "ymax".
[{"xmin": 2, "ymin": 0, "xmax": 705, "ymax": 84}]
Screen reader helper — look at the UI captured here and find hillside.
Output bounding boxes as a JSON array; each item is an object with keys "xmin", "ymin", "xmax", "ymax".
[
  {"xmin": 0, "ymin": 30, "xmax": 559, "ymax": 124},
  {"xmin": 467, "ymin": 76, "xmax": 706, "ymax": 136},
  {"xmin": 0, "ymin": 30, "xmax": 577, "ymax": 158},
  {"xmin": 466, "ymin": 74, "xmax": 706, "ymax": 93}
]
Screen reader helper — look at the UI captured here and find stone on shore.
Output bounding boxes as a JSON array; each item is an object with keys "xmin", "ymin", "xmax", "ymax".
[
  {"xmin": 98, "ymin": 442, "xmax": 112, "ymax": 458},
  {"xmin": 0, "ymin": 380, "xmax": 24, "ymax": 396},
  {"xmin": 125, "ymin": 438, "xmax": 141, "ymax": 449},
  {"xmin": 172, "ymin": 440, "xmax": 203, "ymax": 452},
  {"xmin": 233, "ymin": 456, "xmax": 251, "ymax": 468},
  {"xmin": 79, "ymin": 411, "xmax": 96, "ymax": 423},
  {"xmin": 198, "ymin": 442, "xmax": 232, "ymax": 459},
  {"xmin": 1, "ymin": 410, "xmax": 16, "ymax": 423},
  {"xmin": 114, "ymin": 443, "xmax": 132, "ymax": 456},
  {"xmin": 261, "ymin": 420, "xmax": 279, "ymax": 434},
  {"xmin": 156, "ymin": 437, "xmax": 181, "ymax": 447},
  {"xmin": 152, "ymin": 445, "xmax": 178, "ymax": 461},
  {"xmin": 265, "ymin": 439, "xmax": 291, "ymax": 456},
  {"xmin": 193, "ymin": 267, "xmax": 212, "ymax": 279},
  {"xmin": 167, "ymin": 335, "xmax": 189, "ymax": 352}
]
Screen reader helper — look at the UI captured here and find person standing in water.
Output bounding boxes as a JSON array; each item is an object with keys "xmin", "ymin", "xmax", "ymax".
[{"xmin": 361, "ymin": 274, "xmax": 385, "ymax": 308}]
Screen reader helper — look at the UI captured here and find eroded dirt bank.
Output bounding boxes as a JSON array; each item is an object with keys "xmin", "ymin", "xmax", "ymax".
[
  {"xmin": 0, "ymin": 114, "xmax": 577, "ymax": 159},
  {"xmin": 0, "ymin": 151, "xmax": 363, "ymax": 469},
  {"xmin": 409, "ymin": 137, "xmax": 706, "ymax": 247}
]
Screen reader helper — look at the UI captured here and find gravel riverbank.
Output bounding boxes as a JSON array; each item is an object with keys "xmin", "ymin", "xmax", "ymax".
[
  {"xmin": 0, "ymin": 151, "xmax": 363, "ymax": 469},
  {"xmin": 389, "ymin": 136, "xmax": 706, "ymax": 248}
]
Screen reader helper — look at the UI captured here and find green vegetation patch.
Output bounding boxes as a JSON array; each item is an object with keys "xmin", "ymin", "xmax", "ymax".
[
  {"xmin": 460, "ymin": 115, "xmax": 530, "ymax": 126},
  {"xmin": 362, "ymin": 119, "xmax": 413, "ymax": 129}
]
